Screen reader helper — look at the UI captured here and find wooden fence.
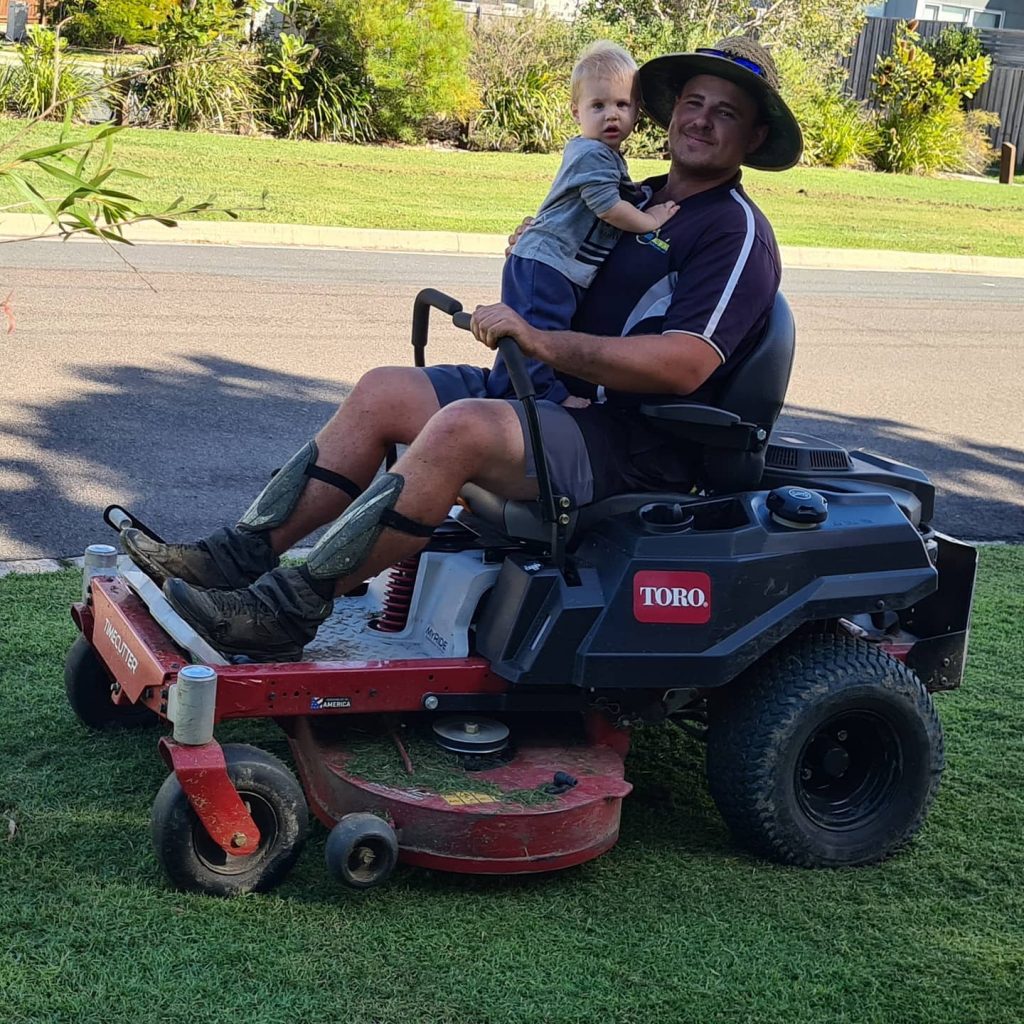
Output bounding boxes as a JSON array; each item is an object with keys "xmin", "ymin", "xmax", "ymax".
[{"xmin": 843, "ymin": 17, "xmax": 1024, "ymax": 170}]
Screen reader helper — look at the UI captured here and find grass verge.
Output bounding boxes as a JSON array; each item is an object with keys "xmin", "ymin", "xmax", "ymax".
[
  {"xmin": 1, "ymin": 118, "xmax": 1023, "ymax": 257},
  {"xmin": 0, "ymin": 547, "xmax": 1021, "ymax": 1023}
]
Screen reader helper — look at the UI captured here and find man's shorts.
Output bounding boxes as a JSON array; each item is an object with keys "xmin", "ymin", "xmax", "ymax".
[{"xmin": 422, "ymin": 365, "xmax": 696, "ymax": 508}]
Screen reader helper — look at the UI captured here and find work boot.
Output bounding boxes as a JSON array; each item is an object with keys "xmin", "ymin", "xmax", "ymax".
[
  {"xmin": 163, "ymin": 566, "xmax": 334, "ymax": 663},
  {"xmin": 121, "ymin": 526, "xmax": 278, "ymax": 589}
]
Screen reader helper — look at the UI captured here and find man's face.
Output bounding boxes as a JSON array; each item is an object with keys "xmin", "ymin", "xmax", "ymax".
[
  {"xmin": 667, "ymin": 74, "xmax": 768, "ymax": 177},
  {"xmin": 572, "ymin": 73, "xmax": 639, "ymax": 151}
]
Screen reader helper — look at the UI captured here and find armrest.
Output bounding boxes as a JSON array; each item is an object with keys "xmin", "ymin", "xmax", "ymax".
[
  {"xmin": 639, "ymin": 402, "xmax": 767, "ymax": 453},
  {"xmin": 640, "ymin": 402, "xmax": 741, "ymax": 428}
]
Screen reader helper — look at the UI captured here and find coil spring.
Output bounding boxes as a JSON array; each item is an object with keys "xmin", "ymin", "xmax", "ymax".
[{"xmin": 372, "ymin": 554, "xmax": 421, "ymax": 632}]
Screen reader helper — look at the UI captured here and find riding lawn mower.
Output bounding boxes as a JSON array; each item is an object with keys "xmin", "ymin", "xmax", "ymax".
[{"xmin": 64, "ymin": 288, "xmax": 977, "ymax": 895}]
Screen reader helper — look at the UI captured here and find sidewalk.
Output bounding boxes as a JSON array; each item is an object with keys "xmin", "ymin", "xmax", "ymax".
[{"xmin": 3, "ymin": 212, "xmax": 1024, "ymax": 277}]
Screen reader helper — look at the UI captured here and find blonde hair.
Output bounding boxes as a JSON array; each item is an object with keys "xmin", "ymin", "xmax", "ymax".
[{"xmin": 570, "ymin": 40, "xmax": 638, "ymax": 104}]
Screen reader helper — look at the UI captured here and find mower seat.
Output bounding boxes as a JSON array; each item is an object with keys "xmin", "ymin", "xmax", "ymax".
[{"xmin": 461, "ymin": 292, "xmax": 796, "ymax": 546}]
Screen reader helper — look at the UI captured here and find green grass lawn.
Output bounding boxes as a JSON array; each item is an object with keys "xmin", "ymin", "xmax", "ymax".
[
  {"xmin": 1, "ymin": 118, "xmax": 1023, "ymax": 257},
  {"xmin": 0, "ymin": 546, "xmax": 1021, "ymax": 1023}
]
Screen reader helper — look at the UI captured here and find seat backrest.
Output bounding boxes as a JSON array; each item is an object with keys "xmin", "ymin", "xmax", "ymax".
[
  {"xmin": 714, "ymin": 290, "xmax": 796, "ymax": 426},
  {"xmin": 692, "ymin": 291, "xmax": 796, "ymax": 493}
]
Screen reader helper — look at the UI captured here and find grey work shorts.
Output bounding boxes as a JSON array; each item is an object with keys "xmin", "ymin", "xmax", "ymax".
[{"xmin": 422, "ymin": 364, "xmax": 596, "ymax": 506}]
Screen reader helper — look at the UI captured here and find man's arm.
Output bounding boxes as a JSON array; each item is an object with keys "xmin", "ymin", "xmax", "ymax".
[{"xmin": 470, "ymin": 303, "xmax": 720, "ymax": 397}]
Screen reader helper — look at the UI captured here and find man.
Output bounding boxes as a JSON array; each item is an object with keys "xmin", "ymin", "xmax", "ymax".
[{"xmin": 121, "ymin": 37, "xmax": 803, "ymax": 662}]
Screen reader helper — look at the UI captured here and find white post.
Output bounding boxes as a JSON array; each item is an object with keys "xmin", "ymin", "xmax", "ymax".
[
  {"xmin": 82, "ymin": 543, "xmax": 118, "ymax": 601},
  {"xmin": 167, "ymin": 665, "xmax": 218, "ymax": 745}
]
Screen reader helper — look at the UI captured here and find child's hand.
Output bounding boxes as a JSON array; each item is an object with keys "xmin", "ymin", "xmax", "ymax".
[{"xmin": 645, "ymin": 201, "xmax": 678, "ymax": 228}]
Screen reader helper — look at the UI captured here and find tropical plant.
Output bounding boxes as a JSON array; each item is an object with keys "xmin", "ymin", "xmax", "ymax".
[
  {"xmin": 7, "ymin": 26, "xmax": 91, "ymax": 121},
  {"xmin": 130, "ymin": 0, "xmax": 257, "ymax": 132},
  {"xmin": 468, "ymin": 15, "xmax": 576, "ymax": 153},
  {"xmin": 472, "ymin": 66, "xmax": 572, "ymax": 154},
  {"xmin": 812, "ymin": 92, "xmax": 880, "ymax": 168},
  {"xmin": 255, "ymin": 1, "xmax": 377, "ymax": 144},
  {"xmin": 0, "ymin": 113, "xmax": 236, "ymax": 244},
  {"xmin": 872, "ymin": 22, "xmax": 994, "ymax": 174},
  {"xmin": 774, "ymin": 47, "xmax": 877, "ymax": 168}
]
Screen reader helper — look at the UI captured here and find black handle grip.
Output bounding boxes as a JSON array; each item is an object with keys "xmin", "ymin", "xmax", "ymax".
[
  {"xmin": 412, "ymin": 289, "xmax": 463, "ymax": 368},
  {"xmin": 415, "ymin": 288, "xmax": 463, "ymax": 317},
  {"xmin": 452, "ymin": 311, "xmax": 472, "ymax": 330}
]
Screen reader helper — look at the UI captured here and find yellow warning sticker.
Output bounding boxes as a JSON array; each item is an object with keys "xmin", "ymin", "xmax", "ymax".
[{"xmin": 441, "ymin": 791, "xmax": 498, "ymax": 806}]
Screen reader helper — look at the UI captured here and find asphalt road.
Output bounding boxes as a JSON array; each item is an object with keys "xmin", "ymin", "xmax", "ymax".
[{"xmin": 0, "ymin": 241, "xmax": 1020, "ymax": 560}]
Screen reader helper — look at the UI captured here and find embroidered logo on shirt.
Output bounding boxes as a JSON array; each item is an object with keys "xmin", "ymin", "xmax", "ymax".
[{"xmin": 637, "ymin": 230, "xmax": 670, "ymax": 253}]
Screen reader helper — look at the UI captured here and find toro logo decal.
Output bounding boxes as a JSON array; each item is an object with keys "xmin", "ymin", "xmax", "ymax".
[{"xmin": 633, "ymin": 571, "xmax": 712, "ymax": 624}]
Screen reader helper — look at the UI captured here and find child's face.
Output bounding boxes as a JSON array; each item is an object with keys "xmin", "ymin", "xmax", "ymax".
[{"xmin": 572, "ymin": 73, "xmax": 639, "ymax": 151}]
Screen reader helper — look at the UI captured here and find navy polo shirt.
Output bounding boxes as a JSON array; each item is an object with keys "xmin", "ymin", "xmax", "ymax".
[{"xmin": 566, "ymin": 172, "xmax": 781, "ymax": 406}]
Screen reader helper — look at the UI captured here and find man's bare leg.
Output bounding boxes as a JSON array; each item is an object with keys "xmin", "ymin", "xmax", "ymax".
[{"xmin": 267, "ymin": 366, "xmax": 442, "ymax": 552}]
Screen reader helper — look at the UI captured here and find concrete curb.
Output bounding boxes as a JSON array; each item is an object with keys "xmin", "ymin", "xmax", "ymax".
[{"xmin": 3, "ymin": 212, "xmax": 1024, "ymax": 278}]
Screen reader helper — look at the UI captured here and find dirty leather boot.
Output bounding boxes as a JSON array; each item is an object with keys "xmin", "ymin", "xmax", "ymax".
[
  {"xmin": 121, "ymin": 526, "xmax": 278, "ymax": 589},
  {"xmin": 162, "ymin": 566, "xmax": 334, "ymax": 663}
]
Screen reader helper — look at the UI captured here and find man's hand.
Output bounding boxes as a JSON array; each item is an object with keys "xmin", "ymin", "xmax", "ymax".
[
  {"xmin": 505, "ymin": 216, "xmax": 534, "ymax": 258},
  {"xmin": 470, "ymin": 303, "xmax": 543, "ymax": 357}
]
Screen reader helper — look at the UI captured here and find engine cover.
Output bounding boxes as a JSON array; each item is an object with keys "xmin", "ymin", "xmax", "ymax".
[{"xmin": 475, "ymin": 490, "xmax": 936, "ymax": 690}]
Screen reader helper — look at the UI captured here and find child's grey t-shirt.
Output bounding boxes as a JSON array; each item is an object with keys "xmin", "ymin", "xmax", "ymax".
[{"xmin": 511, "ymin": 136, "xmax": 638, "ymax": 288}]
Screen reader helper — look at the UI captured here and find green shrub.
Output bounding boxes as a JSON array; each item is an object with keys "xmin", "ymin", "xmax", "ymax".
[
  {"xmin": 257, "ymin": 30, "xmax": 376, "ymax": 142},
  {"xmin": 66, "ymin": 0, "xmax": 176, "ymax": 48},
  {"xmin": 8, "ymin": 26, "xmax": 92, "ymax": 121},
  {"xmin": 468, "ymin": 14, "xmax": 576, "ymax": 153},
  {"xmin": 812, "ymin": 92, "xmax": 879, "ymax": 168},
  {"xmin": 872, "ymin": 22, "xmax": 994, "ymax": 174},
  {"xmin": 351, "ymin": 0, "xmax": 477, "ymax": 142},
  {"xmin": 921, "ymin": 24, "xmax": 985, "ymax": 71},
  {"xmin": 472, "ymin": 65, "xmax": 572, "ymax": 154},
  {"xmin": 132, "ymin": 0, "xmax": 257, "ymax": 132}
]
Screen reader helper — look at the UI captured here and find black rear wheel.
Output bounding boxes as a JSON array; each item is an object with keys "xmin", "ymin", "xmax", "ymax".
[
  {"xmin": 706, "ymin": 636, "xmax": 944, "ymax": 867},
  {"xmin": 64, "ymin": 636, "xmax": 156, "ymax": 730}
]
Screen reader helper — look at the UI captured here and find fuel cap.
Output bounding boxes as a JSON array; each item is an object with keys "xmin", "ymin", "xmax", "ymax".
[{"xmin": 766, "ymin": 487, "xmax": 829, "ymax": 529}]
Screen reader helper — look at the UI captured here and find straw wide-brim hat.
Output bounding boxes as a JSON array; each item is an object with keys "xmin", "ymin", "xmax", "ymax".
[{"xmin": 639, "ymin": 37, "xmax": 803, "ymax": 171}]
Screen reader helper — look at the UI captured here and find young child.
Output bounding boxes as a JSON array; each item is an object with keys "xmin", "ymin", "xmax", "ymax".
[{"xmin": 486, "ymin": 40, "xmax": 679, "ymax": 404}]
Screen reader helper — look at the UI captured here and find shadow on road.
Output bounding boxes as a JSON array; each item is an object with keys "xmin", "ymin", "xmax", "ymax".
[
  {"xmin": 1, "ymin": 363, "xmax": 1020, "ymax": 560},
  {"xmin": 0, "ymin": 354, "xmax": 351, "ymax": 559},
  {"xmin": 777, "ymin": 404, "xmax": 1023, "ymax": 542}
]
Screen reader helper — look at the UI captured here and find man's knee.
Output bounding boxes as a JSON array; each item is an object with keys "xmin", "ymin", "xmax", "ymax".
[
  {"xmin": 341, "ymin": 366, "xmax": 438, "ymax": 443},
  {"xmin": 420, "ymin": 399, "xmax": 518, "ymax": 463},
  {"xmin": 352, "ymin": 365, "xmax": 419, "ymax": 400}
]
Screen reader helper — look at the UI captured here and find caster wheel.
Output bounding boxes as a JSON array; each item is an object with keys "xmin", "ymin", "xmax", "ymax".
[
  {"xmin": 64, "ymin": 636, "xmax": 156, "ymax": 730},
  {"xmin": 151, "ymin": 743, "xmax": 309, "ymax": 896},
  {"xmin": 325, "ymin": 813, "xmax": 399, "ymax": 890}
]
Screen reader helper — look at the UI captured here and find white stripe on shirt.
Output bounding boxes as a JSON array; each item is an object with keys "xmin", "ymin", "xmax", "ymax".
[
  {"xmin": 703, "ymin": 190, "xmax": 756, "ymax": 338},
  {"xmin": 621, "ymin": 272, "xmax": 679, "ymax": 336}
]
